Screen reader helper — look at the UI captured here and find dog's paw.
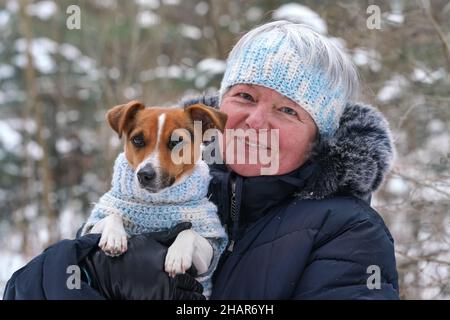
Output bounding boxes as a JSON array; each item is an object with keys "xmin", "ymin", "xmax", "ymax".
[
  {"xmin": 165, "ymin": 241, "xmax": 194, "ymax": 277},
  {"xmin": 99, "ymin": 228, "xmax": 128, "ymax": 257}
]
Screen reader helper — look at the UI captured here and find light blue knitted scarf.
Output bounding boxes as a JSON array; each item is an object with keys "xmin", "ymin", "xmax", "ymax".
[{"xmin": 83, "ymin": 152, "xmax": 228, "ymax": 297}]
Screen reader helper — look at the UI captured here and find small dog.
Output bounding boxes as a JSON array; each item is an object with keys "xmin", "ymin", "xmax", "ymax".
[{"xmin": 82, "ymin": 100, "xmax": 228, "ymax": 297}]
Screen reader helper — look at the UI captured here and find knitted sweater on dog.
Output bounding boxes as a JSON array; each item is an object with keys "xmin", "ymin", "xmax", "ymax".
[{"xmin": 83, "ymin": 152, "xmax": 228, "ymax": 298}]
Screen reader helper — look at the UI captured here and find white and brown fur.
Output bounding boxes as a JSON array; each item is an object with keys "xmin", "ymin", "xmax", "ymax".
[{"xmin": 87, "ymin": 100, "xmax": 227, "ymax": 277}]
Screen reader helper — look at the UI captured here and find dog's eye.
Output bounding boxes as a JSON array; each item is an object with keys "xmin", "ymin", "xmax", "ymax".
[
  {"xmin": 168, "ymin": 136, "xmax": 183, "ymax": 150},
  {"xmin": 131, "ymin": 134, "xmax": 145, "ymax": 148}
]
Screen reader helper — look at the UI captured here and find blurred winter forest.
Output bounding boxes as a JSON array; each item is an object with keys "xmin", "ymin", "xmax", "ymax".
[{"xmin": 0, "ymin": 0, "xmax": 449, "ymax": 299}]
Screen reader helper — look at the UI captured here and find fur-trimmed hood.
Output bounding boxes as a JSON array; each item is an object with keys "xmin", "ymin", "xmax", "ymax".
[{"xmin": 179, "ymin": 94, "xmax": 395, "ymax": 200}]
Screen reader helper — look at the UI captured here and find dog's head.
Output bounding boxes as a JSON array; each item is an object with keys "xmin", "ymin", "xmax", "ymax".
[{"xmin": 106, "ymin": 100, "xmax": 227, "ymax": 193}]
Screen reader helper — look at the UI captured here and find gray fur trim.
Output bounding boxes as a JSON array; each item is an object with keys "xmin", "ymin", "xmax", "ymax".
[
  {"xmin": 179, "ymin": 94, "xmax": 395, "ymax": 199},
  {"xmin": 298, "ymin": 103, "xmax": 395, "ymax": 199},
  {"xmin": 179, "ymin": 94, "xmax": 220, "ymax": 110}
]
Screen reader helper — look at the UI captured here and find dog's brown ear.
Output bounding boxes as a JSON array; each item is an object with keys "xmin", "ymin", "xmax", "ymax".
[
  {"xmin": 185, "ymin": 103, "xmax": 228, "ymax": 133},
  {"xmin": 106, "ymin": 100, "xmax": 145, "ymax": 138}
]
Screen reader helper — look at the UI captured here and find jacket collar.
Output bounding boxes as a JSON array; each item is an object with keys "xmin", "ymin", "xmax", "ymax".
[{"xmin": 209, "ymin": 160, "xmax": 318, "ymax": 240}]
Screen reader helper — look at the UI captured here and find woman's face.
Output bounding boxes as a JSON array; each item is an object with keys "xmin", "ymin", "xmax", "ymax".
[{"xmin": 219, "ymin": 84, "xmax": 318, "ymax": 177}]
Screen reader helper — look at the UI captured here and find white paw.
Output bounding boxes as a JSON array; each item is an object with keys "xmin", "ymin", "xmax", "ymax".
[
  {"xmin": 165, "ymin": 242, "xmax": 194, "ymax": 277},
  {"xmin": 99, "ymin": 228, "xmax": 128, "ymax": 257}
]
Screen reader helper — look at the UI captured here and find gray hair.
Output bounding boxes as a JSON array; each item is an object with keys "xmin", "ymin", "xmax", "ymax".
[{"xmin": 226, "ymin": 20, "xmax": 360, "ymax": 102}]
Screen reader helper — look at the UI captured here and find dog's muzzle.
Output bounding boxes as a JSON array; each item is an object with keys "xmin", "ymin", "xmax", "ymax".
[
  {"xmin": 137, "ymin": 164, "xmax": 156, "ymax": 187},
  {"xmin": 137, "ymin": 164, "xmax": 175, "ymax": 193}
]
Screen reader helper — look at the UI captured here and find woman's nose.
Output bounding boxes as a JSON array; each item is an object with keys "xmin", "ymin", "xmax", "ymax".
[{"xmin": 245, "ymin": 105, "xmax": 269, "ymax": 129}]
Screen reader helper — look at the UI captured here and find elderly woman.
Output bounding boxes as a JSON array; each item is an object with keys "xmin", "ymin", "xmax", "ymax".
[
  {"xmin": 183, "ymin": 21, "xmax": 399, "ymax": 299},
  {"xmin": 4, "ymin": 21, "xmax": 399, "ymax": 300}
]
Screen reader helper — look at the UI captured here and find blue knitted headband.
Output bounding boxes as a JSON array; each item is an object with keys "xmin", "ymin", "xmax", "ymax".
[{"xmin": 220, "ymin": 21, "xmax": 358, "ymax": 137}]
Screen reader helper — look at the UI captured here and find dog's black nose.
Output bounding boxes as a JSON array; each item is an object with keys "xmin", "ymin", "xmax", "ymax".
[{"xmin": 137, "ymin": 166, "xmax": 156, "ymax": 186}]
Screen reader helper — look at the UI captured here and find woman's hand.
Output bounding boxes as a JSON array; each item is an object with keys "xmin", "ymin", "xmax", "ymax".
[{"xmin": 82, "ymin": 223, "xmax": 205, "ymax": 300}]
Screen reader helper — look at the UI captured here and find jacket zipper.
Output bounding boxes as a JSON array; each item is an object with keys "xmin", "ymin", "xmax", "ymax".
[
  {"xmin": 230, "ymin": 179, "xmax": 237, "ymax": 222},
  {"xmin": 228, "ymin": 178, "xmax": 237, "ymax": 252}
]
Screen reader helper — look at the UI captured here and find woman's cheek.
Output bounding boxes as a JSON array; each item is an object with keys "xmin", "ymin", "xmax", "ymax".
[
  {"xmin": 279, "ymin": 132, "xmax": 310, "ymax": 162},
  {"xmin": 220, "ymin": 105, "xmax": 240, "ymax": 129}
]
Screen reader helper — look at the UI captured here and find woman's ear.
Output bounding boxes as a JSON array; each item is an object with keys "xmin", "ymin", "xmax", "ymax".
[
  {"xmin": 185, "ymin": 103, "xmax": 228, "ymax": 133},
  {"xmin": 106, "ymin": 100, "xmax": 145, "ymax": 138}
]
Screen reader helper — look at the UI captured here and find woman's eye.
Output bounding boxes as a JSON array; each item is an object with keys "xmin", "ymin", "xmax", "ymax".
[
  {"xmin": 279, "ymin": 106, "xmax": 298, "ymax": 116},
  {"xmin": 131, "ymin": 135, "xmax": 145, "ymax": 148},
  {"xmin": 238, "ymin": 92, "xmax": 255, "ymax": 102}
]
